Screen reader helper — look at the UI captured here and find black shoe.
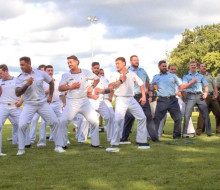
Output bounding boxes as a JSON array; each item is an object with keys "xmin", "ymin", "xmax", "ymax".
[
  {"xmin": 173, "ymin": 136, "xmax": 181, "ymax": 139},
  {"xmin": 62, "ymin": 146, "xmax": 68, "ymax": 149},
  {"xmin": 137, "ymin": 143, "xmax": 150, "ymax": 149},
  {"xmin": 46, "ymin": 135, "xmax": 50, "ymax": 139},
  {"xmin": 207, "ymin": 134, "xmax": 212, "ymax": 137},
  {"xmin": 25, "ymin": 144, "xmax": 31, "ymax": 148},
  {"xmin": 90, "ymin": 144, "xmax": 104, "ymax": 148}
]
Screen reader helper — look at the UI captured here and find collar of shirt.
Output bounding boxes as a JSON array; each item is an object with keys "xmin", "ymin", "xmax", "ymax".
[
  {"xmin": 129, "ymin": 66, "xmax": 140, "ymax": 72},
  {"xmin": 159, "ymin": 72, "xmax": 168, "ymax": 76},
  {"xmin": 22, "ymin": 69, "xmax": 35, "ymax": 76},
  {"xmin": 188, "ymin": 71, "xmax": 199, "ymax": 76}
]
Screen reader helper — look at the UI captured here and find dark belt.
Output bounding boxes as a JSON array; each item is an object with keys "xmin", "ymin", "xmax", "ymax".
[
  {"xmin": 158, "ymin": 96, "xmax": 176, "ymax": 99},
  {"xmin": 188, "ymin": 92, "xmax": 202, "ymax": 95}
]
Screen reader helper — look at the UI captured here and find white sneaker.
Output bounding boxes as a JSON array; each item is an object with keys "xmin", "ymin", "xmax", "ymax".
[
  {"xmin": 55, "ymin": 146, "xmax": 66, "ymax": 153},
  {"xmin": 37, "ymin": 144, "xmax": 46, "ymax": 147},
  {"xmin": 67, "ymin": 140, "xmax": 71, "ymax": 145},
  {"xmin": 7, "ymin": 138, "xmax": 12, "ymax": 141},
  {"xmin": 120, "ymin": 140, "xmax": 131, "ymax": 145},
  {"xmin": 106, "ymin": 147, "xmax": 120, "ymax": 152},
  {"xmin": 138, "ymin": 143, "xmax": 150, "ymax": 149},
  {"xmin": 16, "ymin": 149, "xmax": 25, "ymax": 156},
  {"xmin": 0, "ymin": 152, "xmax": 7, "ymax": 156}
]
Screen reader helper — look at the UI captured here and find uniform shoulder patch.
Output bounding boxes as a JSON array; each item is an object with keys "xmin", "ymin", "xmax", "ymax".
[{"xmin": 17, "ymin": 73, "xmax": 22, "ymax": 78}]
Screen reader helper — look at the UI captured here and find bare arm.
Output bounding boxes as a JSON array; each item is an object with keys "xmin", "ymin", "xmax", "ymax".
[
  {"xmin": 181, "ymin": 78, "xmax": 197, "ymax": 89},
  {"xmin": 0, "ymin": 86, "xmax": 2, "ymax": 96},
  {"xmin": 214, "ymin": 86, "xmax": 219, "ymax": 99},
  {"xmin": 59, "ymin": 82, "xmax": 80, "ymax": 91},
  {"xmin": 47, "ymin": 80, "xmax": 54, "ymax": 103},
  {"xmin": 139, "ymin": 85, "xmax": 146, "ymax": 105},
  {"xmin": 15, "ymin": 77, "xmax": 33, "ymax": 97}
]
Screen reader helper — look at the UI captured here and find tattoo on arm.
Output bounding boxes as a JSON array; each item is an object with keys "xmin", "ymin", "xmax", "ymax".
[{"xmin": 15, "ymin": 84, "xmax": 29, "ymax": 97}]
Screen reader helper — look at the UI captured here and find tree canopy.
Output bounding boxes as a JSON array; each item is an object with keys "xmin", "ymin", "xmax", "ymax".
[{"xmin": 169, "ymin": 24, "xmax": 220, "ymax": 78}]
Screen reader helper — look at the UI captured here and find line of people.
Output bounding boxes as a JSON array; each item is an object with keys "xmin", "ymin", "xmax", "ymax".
[{"xmin": 0, "ymin": 55, "xmax": 219, "ymax": 156}]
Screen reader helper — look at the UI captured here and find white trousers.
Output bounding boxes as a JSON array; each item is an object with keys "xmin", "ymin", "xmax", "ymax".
[
  {"xmin": 111, "ymin": 97, "xmax": 147, "ymax": 146},
  {"xmin": 72, "ymin": 113, "xmax": 90, "ymax": 143},
  {"xmin": 60, "ymin": 97, "xmax": 99, "ymax": 146},
  {"xmin": 0, "ymin": 105, "xmax": 19, "ymax": 153},
  {"xmin": 18, "ymin": 102, "xmax": 62, "ymax": 150},
  {"xmin": 38, "ymin": 101, "xmax": 62, "ymax": 146},
  {"xmin": 29, "ymin": 113, "xmax": 40, "ymax": 143},
  {"xmin": 104, "ymin": 99, "xmax": 115, "ymax": 141},
  {"xmin": 88, "ymin": 99, "xmax": 115, "ymax": 141}
]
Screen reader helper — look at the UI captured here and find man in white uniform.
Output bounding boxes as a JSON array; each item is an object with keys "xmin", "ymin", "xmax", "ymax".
[
  {"xmin": 0, "ymin": 64, "xmax": 23, "ymax": 156},
  {"xmin": 86, "ymin": 62, "xmax": 115, "ymax": 142},
  {"xmin": 37, "ymin": 65, "xmax": 65, "ymax": 147},
  {"xmin": 58, "ymin": 55, "xmax": 101, "ymax": 148},
  {"xmin": 15, "ymin": 56, "xmax": 65, "ymax": 155},
  {"xmin": 108, "ymin": 57, "xmax": 149, "ymax": 152},
  {"xmin": 29, "ymin": 65, "xmax": 45, "ymax": 144}
]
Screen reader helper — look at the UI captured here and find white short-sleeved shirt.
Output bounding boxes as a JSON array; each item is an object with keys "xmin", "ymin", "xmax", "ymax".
[
  {"xmin": 88, "ymin": 76, "xmax": 106, "ymax": 101},
  {"xmin": 59, "ymin": 69, "xmax": 99, "ymax": 99},
  {"xmin": 43, "ymin": 79, "xmax": 61, "ymax": 102},
  {"xmin": 109, "ymin": 70, "xmax": 143, "ymax": 97},
  {"xmin": 15, "ymin": 69, "xmax": 52, "ymax": 104},
  {"xmin": 0, "ymin": 77, "xmax": 20, "ymax": 104}
]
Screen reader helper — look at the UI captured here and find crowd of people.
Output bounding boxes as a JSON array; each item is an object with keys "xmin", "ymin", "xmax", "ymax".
[{"xmin": 0, "ymin": 55, "xmax": 220, "ymax": 156}]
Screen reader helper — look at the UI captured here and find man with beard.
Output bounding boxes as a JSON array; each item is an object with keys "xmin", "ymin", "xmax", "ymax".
[
  {"xmin": 196, "ymin": 63, "xmax": 220, "ymax": 135},
  {"xmin": 150, "ymin": 60, "xmax": 183, "ymax": 139},
  {"xmin": 120, "ymin": 55, "xmax": 158, "ymax": 143}
]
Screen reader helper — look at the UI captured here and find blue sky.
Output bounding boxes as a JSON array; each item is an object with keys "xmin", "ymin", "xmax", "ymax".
[{"xmin": 0, "ymin": 0, "xmax": 220, "ymax": 80}]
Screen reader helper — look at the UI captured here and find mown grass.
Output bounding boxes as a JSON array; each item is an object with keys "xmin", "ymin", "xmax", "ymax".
[{"xmin": 0, "ymin": 114, "xmax": 220, "ymax": 190}]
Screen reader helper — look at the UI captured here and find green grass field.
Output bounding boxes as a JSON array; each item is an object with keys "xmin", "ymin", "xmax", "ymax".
[{"xmin": 0, "ymin": 114, "xmax": 220, "ymax": 190}]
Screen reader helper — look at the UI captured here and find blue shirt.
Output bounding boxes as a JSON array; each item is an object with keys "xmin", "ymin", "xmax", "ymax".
[
  {"xmin": 182, "ymin": 72, "xmax": 208, "ymax": 93},
  {"xmin": 151, "ymin": 72, "xmax": 182, "ymax": 97},
  {"xmin": 128, "ymin": 67, "xmax": 150, "ymax": 94}
]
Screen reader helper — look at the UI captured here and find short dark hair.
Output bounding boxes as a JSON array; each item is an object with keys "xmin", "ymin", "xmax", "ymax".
[
  {"xmin": 38, "ymin": 64, "xmax": 46, "ymax": 70},
  {"xmin": 92, "ymin": 62, "xmax": 100, "ymax": 67},
  {"xmin": 67, "ymin": 55, "xmax": 79, "ymax": 64},
  {"xmin": 198, "ymin": 62, "xmax": 205, "ymax": 68},
  {"xmin": 99, "ymin": 68, "xmax": 103, "ymax": 71},
  {"xmin": 158, "ymin": 60, "xmax": 166, "ymax": 66},
  {"xmin": 45, "ymin": 65, "xmax": 53, "ymax": 71},
  {"xmin": 20, "ymin": 56, "xmax": 31, "ymax": 63},
  {"xmin": 168, "ymin": 64, "xmax": 176, "ymax": 69},
  {"xmin": 130, "ymin": 55, "xmax": 138, "ymax": 61},
  {"xmin": 0, "ymin": 64, "xmax": 8, "ymax": 71},
  {"xmin": 115, "ymin": 57, "xmax": 126, "ymax": 65}
]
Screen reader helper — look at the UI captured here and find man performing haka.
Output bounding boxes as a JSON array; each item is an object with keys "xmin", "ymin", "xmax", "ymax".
[
  {"xmin": 0, "ymin": 64, "xmax": 23, "ymax": 156},
  {"xmin": 37, "ymin": 65, "xmax": 65, "ymax": 147},
  {"xmin": 150, "ymin": 60, "xmax": 183, "ymax": 139},
  {"xmin": 120, "ymin": 55, "xmax": 158, "ymax": 143},
  {"xmin": 58, "ymin": 55, "xmax": 101, "ymax": 148},
  {"xmin": 15, "ymin": 57, "xmax": 65, "ymax": 155},
  {"xmin": 86, "ymin": 62, "xmax": 115, "ymax": 142},
  {"xmin": 107, "ymin": 57, "xmax": 149, "ymax": 152}
]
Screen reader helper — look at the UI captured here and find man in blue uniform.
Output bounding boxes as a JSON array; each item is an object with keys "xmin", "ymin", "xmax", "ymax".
[
  {"xmin": 150, "ymin": 60, "xmax": 183, "ymax": 139},
  {"xmin": 120, "ymin": 55, "xmax": 158, "ymax": 143},
  {"xmin": 182, "ymin": 61, "xmax": 212, "ymax": 137}
]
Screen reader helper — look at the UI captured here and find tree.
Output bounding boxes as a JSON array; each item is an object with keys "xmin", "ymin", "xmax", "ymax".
[{"xmin": 169, "ymin": 24, "xmax": 220, "ymax": 78}]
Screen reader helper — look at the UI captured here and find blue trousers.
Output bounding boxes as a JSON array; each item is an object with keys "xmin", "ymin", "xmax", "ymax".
[
  {"xmin": 121, "ymin": 94, "xmax": 158, "ymax": 141},
  {"xmin": 154, "ymin": 96, "xmax": 182, "ymax": 138},
  {"xmin": 183, "ymin": 94, "xmax": 212, "ymax": 135}
]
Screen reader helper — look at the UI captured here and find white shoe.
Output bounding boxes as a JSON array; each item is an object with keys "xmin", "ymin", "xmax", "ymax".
[
  {"xmin": 67, "ymin": 140, "xmax": 71, "ymax": 145},
  {"xmin": 55, "ymin": 146, "xmax": 66, "ymax": 153},
  {"xmin": 7, "ymin": 138, "xmax": 12, "ymax": 141},
  {"xmin": 0, "ymin": 152, "xmax": 7, "ymax": 156},
  {"xmin": 106, "ymin": 147, "xmax": 120, "ymax": 152},
  {"xmin": 120, "ymin": 140, "xmax": 131, "ymax": 145},
  {"xmin": 37, "ymin": 144, "xmax": 46, "ymax": 147},
  {"xmin": 16, "ymin": 149, "xmax": 25, "ymax": 156}
]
